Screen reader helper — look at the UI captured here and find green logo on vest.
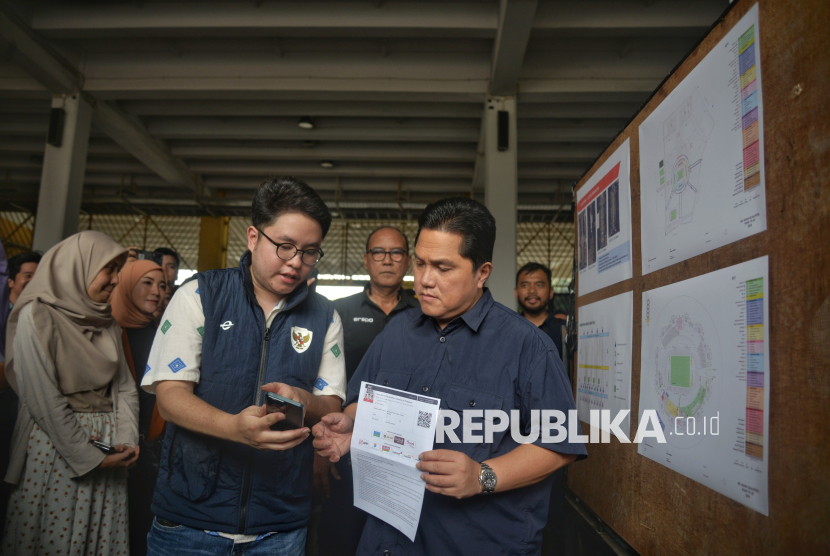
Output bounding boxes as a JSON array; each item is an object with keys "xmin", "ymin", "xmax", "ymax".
[
  {"xmin": 331, "ymin": 344, "xmax": 341, "ymax": 358},
  {"xmin": 161, "ymin": 320, "xmax": 172, "ymax": 334}
]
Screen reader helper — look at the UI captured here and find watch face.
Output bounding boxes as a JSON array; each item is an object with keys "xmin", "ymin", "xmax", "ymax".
[{"xmin": 482, "ymin": 469, "xmax": 497, "ymax": 490}]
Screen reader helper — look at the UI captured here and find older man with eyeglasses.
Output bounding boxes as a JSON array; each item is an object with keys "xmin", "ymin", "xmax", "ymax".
[
  {"xmin": 312, "ymin": 226, "xmax": 418, "ymax": 556},
  {"xmin": 140, "ymin": 177, "xmax": 347, "ymax": 556}
]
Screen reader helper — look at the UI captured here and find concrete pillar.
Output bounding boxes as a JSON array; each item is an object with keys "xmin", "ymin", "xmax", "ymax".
[
  {"xmin": 483, "ymin": 96, "xmax": 517, "ymax": 308},
  {"xmin": 32, "ymin": 92, "xmax": 93, "ymax": 252},
  {"xmin": 198, "ymin": 216, "xmax": 230, "ymax": 272}
]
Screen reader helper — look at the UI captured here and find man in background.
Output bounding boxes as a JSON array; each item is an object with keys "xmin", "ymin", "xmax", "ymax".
[
  {"xmin": 154, "ymin": 247, "xmax": 180, "ymax": 289},
  {"xmin": 515, "ymin": 262, "xmax": 566, "ymax": 360},
  {"xmin": 515, "ymin": 261, "xmax": 570, "ymax": 552},
  {"xmin": 314, "ymin": 226, "xmax": 418, "ymax": 556},
  {"xmin": 7, "ymin": 251, "xmax": 41, "ymax": 308}
]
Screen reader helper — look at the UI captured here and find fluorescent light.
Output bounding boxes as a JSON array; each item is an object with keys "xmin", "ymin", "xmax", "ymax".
[
  {"xmin": 320, "ymin": 160, "xmax": 334, "ymax": 169},
  {"xmin": 298, "ymin": 116, "xmax": 314, "ymax": 129}
]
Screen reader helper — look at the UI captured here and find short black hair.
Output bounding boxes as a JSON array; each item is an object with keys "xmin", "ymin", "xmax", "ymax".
[
  {"xmin": 516, "ymin": 262, "xmax": 552, "ymax": 287},
  {"xmin": 154, "ymin": 247, "xmax": 180, "ymax": 267},
  {"xmin": 365, "ymin": 226, "xmax": 409, "ymax": 253},
  {"xmin": 251, "ymin": 176, "xmax": 332, "ymax": 238},
  {"xmin": 8, "ymin": 251, "xmax": 42, "ymax": 281},
  {"xmin": 415, "ymin": 197, "xmax": 495, "ymax": 271}
]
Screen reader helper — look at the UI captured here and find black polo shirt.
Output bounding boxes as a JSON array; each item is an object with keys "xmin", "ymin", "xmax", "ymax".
[
  {"xmin": 333, "ymin": 286, "xmax": 419, "ymax": 382},
  {"xmin": 538, "ymin": 312, "xmax": 566, "ymax": 361}
]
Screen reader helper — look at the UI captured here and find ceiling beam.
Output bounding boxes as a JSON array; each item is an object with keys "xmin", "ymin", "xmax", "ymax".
[
  {"xmin": 169, "ymin": 142, "xmax": 477, "ymax": 163},
  {"xmin": 532, "ymin": 1, "xmax": 726, "ymax": 33},
  {"xmin": 490, "ymin": 0, "xmax": 539, "ymax": 96},
  {"xmin": 91, "ymin": 100, "xmax": 198, "ymax": 187},
  {"xmin": 0, "ymin": 4, "xmax": 79, "ymax": 93},
  {"xmin": 187, "ymin": 161, "xmax": 473, "ymax": 180},
  {"xmin": 119, "ymin": 100, "xmax": 484, "ymax": 119},
  {"xmin": 0, "ymin": 7, "xmax": 202, "ymax": 190},
  {"xmin": 31, "ymin": 2, "xmax": 498, "ymax": 38},
  {"xmin": 145, "ymin": 118, "xmax": 480, "ymax": 143}
]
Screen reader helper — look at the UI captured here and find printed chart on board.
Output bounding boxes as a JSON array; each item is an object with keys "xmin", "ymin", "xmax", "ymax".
[
  {"xmin": 576, "ymin": 291, "xmax": 633, "ymax": 437},
  {"xmin": 639, "ymin": 4, "xmax": 766, "ymax": 275},
  {"xmin": 576, "ymin": 139, "xmax": 633, "ymax": 295},
  {"xmin": 638, "ymin": 256, "xmax": 769, "ymax": 515}
]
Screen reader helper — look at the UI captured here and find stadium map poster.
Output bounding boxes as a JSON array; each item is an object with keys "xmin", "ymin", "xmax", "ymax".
[
  {"xmin": 577, "ymin": 139, "xmax": 633, "ymax": 295},
  {"xmin": 639, "ymin": 4, "xmax": 766, "ymax": 275},
  {"xmin": 637, "ymin": 256, "xmax": 769, "ymax": 515},
  {"xmin": 576, "ymin": 291, "xmax": 633, "ymax": 438}
]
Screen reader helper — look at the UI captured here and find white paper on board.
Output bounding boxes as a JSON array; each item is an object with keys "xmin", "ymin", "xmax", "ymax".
[
  {"xmin": 639, "ymin": 4, "xmax": 766, "ymax": 275},
  {"xmin": 576, "ymin": 291, "xmax": 634, "ymax": 438},
  {"xmin": 637, "ymin": 256, "xmax": 769, "ymax": 515},
  {"xmin": 576, "ymin": 139, "xmax": 633, "ymax": 296}
]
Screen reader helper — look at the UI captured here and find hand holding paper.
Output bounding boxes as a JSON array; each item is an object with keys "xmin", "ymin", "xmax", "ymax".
[{"xmin": 416, "ymin": 449, "xmax": 482, "ymax": 499}]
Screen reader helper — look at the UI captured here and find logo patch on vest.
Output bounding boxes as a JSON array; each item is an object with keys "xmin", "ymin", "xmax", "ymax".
[
  {"xmin": 220, "ymin": 321, "xmax": 234, "ymax": 330},
  {"xmin": 291, "ymin": 326, "xmax": 313, "ymax": 353}
]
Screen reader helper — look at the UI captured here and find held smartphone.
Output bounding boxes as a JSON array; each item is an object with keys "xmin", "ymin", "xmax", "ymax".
[
  {"xmin": 131, "ymin": 249, "xmax": 164, "ymax": 266},
  {"xmin": 90, "ymin": 439, "xmax": 118, "ymax": 455},
  {"xmin": 265, "ymin": 392, "xmax": 306, "ymax": 432}
]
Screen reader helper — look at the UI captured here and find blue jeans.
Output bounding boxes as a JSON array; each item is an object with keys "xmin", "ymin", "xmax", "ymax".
[{"xmin": 147, "ymin": 518, "xmax": 306, "ymax": 556}]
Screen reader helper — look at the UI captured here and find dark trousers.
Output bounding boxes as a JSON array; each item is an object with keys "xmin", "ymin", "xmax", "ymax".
[
  {"xmin": 128, "ymin": 436, "xmax": 164, "ymax": 556},
  {"xmin": 318, "ymin": 454, "xmax": 368, "ymax": 556}
]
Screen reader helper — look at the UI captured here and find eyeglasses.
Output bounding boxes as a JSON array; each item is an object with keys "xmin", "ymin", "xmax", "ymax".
[
  {"xmin": 367, "ymin": 248, "xmax": 407, "ymax": 262},
  {"xmin": 256, "ymin": 228, "xmax": 324, "ymax": 266}
]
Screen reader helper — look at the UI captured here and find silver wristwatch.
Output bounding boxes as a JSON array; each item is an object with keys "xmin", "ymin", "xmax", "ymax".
[{"xmin": 478, "ymin": 462, "xmax": 497, "ymax": 494}]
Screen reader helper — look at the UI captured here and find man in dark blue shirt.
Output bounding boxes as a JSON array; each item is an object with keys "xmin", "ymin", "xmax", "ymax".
[{"xmin": 313, "ymin": 197, "xmax": 587, "ymax": 555}]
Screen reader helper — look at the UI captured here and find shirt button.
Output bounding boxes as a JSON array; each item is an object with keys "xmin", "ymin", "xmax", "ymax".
[
  {"xmin": 469, "ymin": 399, "xmax": 476, "ymax": 407},
  {"xmin": 383, "ymin": 551, "xmax": 391, "ymax": 556},
  {"xmin": 439, "ymin": 337, "xmax": 446, "ymax": 343},
  {"xmin": 383, "ymin": 380, "xmax": 389, "ymax": 386},
  {"xmin": 422, "ymin": 386, "xmax": 429, "ymax": 393}
]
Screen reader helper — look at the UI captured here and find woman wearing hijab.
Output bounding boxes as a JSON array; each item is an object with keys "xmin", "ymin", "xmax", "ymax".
[
  {"xmin": 109, "ymin": 260, "xmax": 166, "ymax": 556},
  {"xmin": 2, "ymin": 231, "xmax": 139, "ymax": 556}
]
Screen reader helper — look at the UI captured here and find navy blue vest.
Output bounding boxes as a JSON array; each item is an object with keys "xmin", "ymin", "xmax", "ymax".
[{"xmin": 151, "ymin": 252, "xmax": 335, "ymax": 534}]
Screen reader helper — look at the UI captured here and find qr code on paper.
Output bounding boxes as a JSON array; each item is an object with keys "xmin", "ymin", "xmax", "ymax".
[{"xmin": 417, "ymin": 410, "xmax": 432, "ymax": 429}]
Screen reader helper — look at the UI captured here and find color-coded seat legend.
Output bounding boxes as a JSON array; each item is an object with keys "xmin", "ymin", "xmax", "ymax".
[
  {"xmin": 739, "ymin": 25, "xmax": 761, "ymax": 191},
  {"xmin": 745, "ymin": 276, "xmax": 765, "ymax": 459}
]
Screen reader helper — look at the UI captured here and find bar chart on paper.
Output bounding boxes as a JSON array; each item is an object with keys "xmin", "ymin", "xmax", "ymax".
[
  {"xmin": 638, "ymin": 256, "xmax": 770, "ymax": 514},
  {"xmin": 576, "ymin": 291, "xmax": 633, "ymax": 438},
  {"xmin": 639, "ymin": 4, "xmax": 767, "ymax": 275}
]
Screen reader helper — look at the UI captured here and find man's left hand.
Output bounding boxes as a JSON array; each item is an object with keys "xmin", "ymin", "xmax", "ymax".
[{"xmin": 416, "ymin": 449, "xmax": 483, "ymax": 499}]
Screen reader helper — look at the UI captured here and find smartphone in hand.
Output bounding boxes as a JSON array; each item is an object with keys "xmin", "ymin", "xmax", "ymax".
[
  {"xmin": 265, "ymin": 392, "xmax": 306, "ymax": 432},
  {"xmin": 90, "ymin": 439, "xmax": 118, "ymax": 455}
]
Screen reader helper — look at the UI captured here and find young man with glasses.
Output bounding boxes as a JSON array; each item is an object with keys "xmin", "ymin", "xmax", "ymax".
[
  {"xmin": 141, "ymin": 177, "xmax": 347, "ymax": 556},
  {"xmin": 314, "ymin": 226, "xmax": 418, "ymax": 556}
]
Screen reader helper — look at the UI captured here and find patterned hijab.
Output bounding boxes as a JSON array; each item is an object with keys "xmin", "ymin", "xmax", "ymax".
[
  {"xmin": 5, "ymin": 231, "xmax": 127, "ymax": 411},
  {"xmin": 110, "ymin": 260, "xmax": 164, "ymax": 329}
]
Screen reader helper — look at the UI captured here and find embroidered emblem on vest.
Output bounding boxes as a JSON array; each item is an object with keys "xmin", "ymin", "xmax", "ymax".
[
  {"xmin": 291, "ymin": 326, "xmax": 313, "ymax": 353},
  {"xmin": 220, "ymin": 321, "xmax": 234, "ymax": 330}
]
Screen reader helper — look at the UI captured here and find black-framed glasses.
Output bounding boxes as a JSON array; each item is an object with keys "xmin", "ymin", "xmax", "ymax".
[
  {"xmin": 367, "ymin": 248, "xmax": 407, "ymax": 262},
  {"xmin": 256, "ymin": 228, "xmax": 324, "ymax": 266}
]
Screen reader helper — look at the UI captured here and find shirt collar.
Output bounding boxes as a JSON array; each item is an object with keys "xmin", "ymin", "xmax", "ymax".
[
  {"xmin": 414, "ymin": 287, "xmax": 493, "ymax": 333},
  {"xmin": 361, "ymin": 284, "xmax": 417, "ymax": 309}
]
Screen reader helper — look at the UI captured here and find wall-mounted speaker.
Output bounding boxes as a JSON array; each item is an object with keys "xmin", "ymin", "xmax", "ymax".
[
  {"xmin": 497, "ymin": 110, "xmax": 509, "ymax": 152},
  {"xmin": 47, "ymin": 108, "xmax": 65, "ymax": 148}
]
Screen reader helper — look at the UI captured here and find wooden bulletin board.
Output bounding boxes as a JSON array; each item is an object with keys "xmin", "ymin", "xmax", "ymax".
[{"xmin": 568, "ymin": 0, "xmax": 830, "ymax": 553}]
